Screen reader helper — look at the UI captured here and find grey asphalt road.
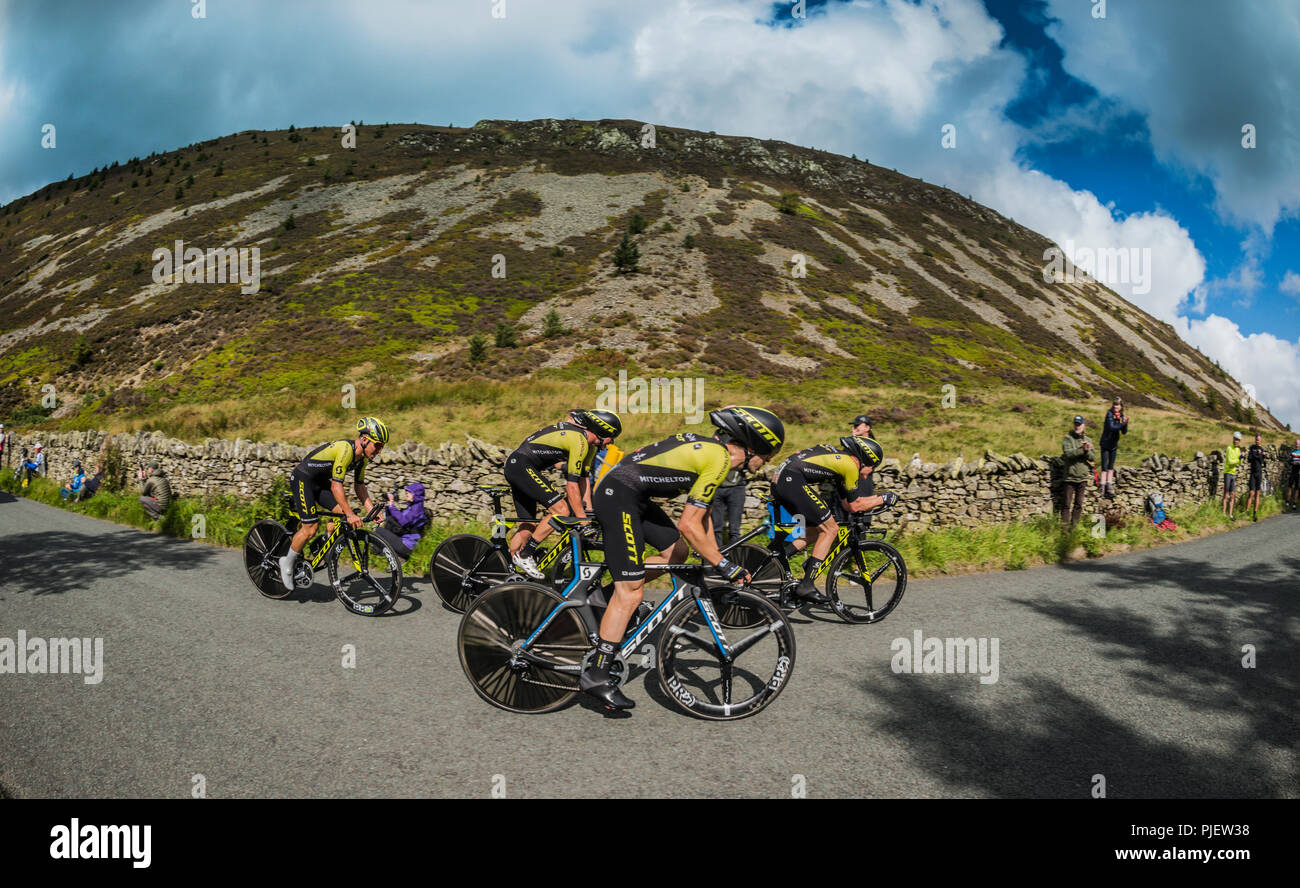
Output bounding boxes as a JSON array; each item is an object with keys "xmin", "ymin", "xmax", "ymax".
[{"xmin": 1, "ymin": 491, "xmax": 1296, "ymax": 798}]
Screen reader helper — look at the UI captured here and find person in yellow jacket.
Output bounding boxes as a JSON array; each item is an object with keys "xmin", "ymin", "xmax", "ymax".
[{"xmin": 1221, "ymin": 431, "xmax": 1243, "ymax": 519}]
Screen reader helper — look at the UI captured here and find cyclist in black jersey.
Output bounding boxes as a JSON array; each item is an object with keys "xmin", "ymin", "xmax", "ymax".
[
  {"xmin": 505, "ymin": 410, "xmax": 622, "ymax": 579},
  {"xmin": 772, "ymin": 435, "xmax": 896, "ymax": 603},
  {"xmin": 277, "ymin": 416, "xmax": 389, "ymax": 590},
  {"xmin": 580, "ymin": 405, "xmax": 784, "ymax": 711}
]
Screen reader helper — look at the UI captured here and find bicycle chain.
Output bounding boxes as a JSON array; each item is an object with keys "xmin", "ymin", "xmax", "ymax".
[{"xmin": 519, "ymin": 674, "xmax": 581, "ymax": 692}]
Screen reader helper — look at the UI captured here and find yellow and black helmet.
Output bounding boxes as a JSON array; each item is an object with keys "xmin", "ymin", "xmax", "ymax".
[
  {"xmin": 569, "ymin": 409, "xmax": 622, "ymax": 440},
  {"xmin": 839, "ymin": 435, "xmax": 883, "ymax": 468},
  {"xmin": 356, "ymin": 416, "xmax": 390, "ymax": 445},
  {"xmin": 710, "ymin": 405, "xmax": 785, "ymax": 456}
]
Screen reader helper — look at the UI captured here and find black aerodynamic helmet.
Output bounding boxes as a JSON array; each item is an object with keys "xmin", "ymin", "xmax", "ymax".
[
  {"xmin": 569, "ymin": 409, "xmax": 622, "ymax": 440},
  {"xmin": 709, "ymin": 405, "xmax": 785, "ymax": 456},
  {"xmin": 839, "ymin": 435, "xmax": 884, "ymax": 468}
]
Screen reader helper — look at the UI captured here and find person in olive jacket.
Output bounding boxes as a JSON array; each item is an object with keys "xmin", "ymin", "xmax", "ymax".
[
  {"xmin": 1098, "ymin": 397, "xmax": 1128, "ymax": 498},
  {"xmin": 1060, "ymin": 415, "xmax": 1095, "ymax": 528},
  {"xmin": 138, "ymin": 460, "xmax": 173, "ymax": 519}
]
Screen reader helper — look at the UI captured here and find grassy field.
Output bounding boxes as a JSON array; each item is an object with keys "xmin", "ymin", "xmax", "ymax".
[
  {"xmin": 26, "ymin": 373, "xmax": 1289, "ymax": 463},
  {"xmin": 6, "ymin": 470, "xmax": 1288, "ymax": 582}
]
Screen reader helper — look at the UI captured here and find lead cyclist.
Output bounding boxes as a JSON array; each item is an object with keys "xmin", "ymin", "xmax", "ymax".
[{"xmin": 277, "ymin": 416, "xmax": 389, "ymax": 590}]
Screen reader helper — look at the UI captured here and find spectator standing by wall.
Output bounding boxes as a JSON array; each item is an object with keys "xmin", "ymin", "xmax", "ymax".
[
  {"xmin": 1060, "ymin": 415, "xmax": 1094, "ymax": 528},
  {"xmin": 0, "ymin": 423, "xmax": 7, "ymax": 467},
  {"xmin": 60, "ymin": 460, "xmax": 86, "ymax": 501},
  {"xmin": 1098, "ymin": 397, "xmax": 1128, "ymax": 498},
  {"xmin": 1221, "ymin": 431, "xmax": 1242, "ymax": 519},
  {"xmin": 1245, "ymin": 432, "xmax": 1266, "ymax": 521},
  {"xmin": 138, "ymin": 459, "xmax": 172, "ymax": 519},
  {"xmin": 711, "ymin": 466, "xmax": 747, "ymax": 550},
  {"xmin": 1286, "ymin": 438, "xmax": 1300, "ymax": 512}
]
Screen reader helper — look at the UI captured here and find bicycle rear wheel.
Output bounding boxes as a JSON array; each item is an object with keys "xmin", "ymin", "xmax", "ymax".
[
  {"xmin": 459, "ymin": 582, "xmax": 587, "ymax": 714},
  {"xmin": 712, "ymin": 543, "xmax": 783, "ymax": 630},
  {"xmin": 333, "ymin": 530, "xmax": 403, "ymax": 616},
  {"xmin": 243, "ymin": 519, "xmax": 293, "ymax": 599},
  {"xmin": 826, "ymin": 540, "xmax": 907, "ymax": 624},
  {"xmin": 429, "ymin": 533, "xmax": 511, "ymax": 613},
  {"xmin": 657, "ymin": 590, "xmax": 794, "ymax": 721}
]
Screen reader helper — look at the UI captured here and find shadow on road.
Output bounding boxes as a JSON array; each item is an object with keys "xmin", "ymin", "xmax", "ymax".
[
  {"xmin": 857, "ymin": 543, "xmax": 1300, "ymax": 798},
  {"xmin": 0, "ymin": 529, "xmax": 222, "ymax": 597}
]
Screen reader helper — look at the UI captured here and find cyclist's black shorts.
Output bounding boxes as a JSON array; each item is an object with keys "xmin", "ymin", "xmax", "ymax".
[
  {"xmin": 1290, "ymin": 465, "xmax": 1300, "ymax": 490},
  {"xmin": 504, "ymin": 456, "xmax": 564, "ymax": 519},
  {"xmin": 772, "ymin": 470, "xmax": 834, "ymax": 526},
  {"xmin": 1247, "ymin": 470, "xmax": 1263, "ymax": 492},
  {"xmin": 593, "ymin": 479, "xmax": 680, "ymax": 582},
  {"xmin": 290, "ymin": 471, "xmax": 339, "ymax": 524},
  {"xmin": 1100, "ymin": 448, "xmax": 1118, "ymax": 471}
]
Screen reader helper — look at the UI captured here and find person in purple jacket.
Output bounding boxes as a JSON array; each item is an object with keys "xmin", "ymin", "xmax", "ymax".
[{"xmin": 382, "ymin": 481, "xmax": 429, "ymax": 558}]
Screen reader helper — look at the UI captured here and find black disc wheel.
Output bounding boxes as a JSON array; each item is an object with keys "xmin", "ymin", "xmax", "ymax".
[
  {"xmin": 244, "ymin": 520, "xmax": 293, "ymax": 600},
  {"xmin": 712, "ymin": 543, "xmax": 784, "ymax": 630},
  {"xmin": 429, "ymin": 534, "xmax": 511, "ymax": 613},
  {"xmin": 458, "ymin": 582, "xmax": 588, "ymax": 714}
]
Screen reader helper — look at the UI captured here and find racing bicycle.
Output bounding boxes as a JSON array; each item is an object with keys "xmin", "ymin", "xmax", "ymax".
[
  {"xmin": 429, "ymin": 484, "xmax": 601, "ymax": 612},
  {"xmin": 715, "ymin": 496, "xmax": 907, "ymax": 627},
  {"xmin": 243, "ymin": 494, "xmax": 403, "ymax": 616},
  {"xmin": 457, "ymin": 516, "xmax": 795, "ymax": 720}
]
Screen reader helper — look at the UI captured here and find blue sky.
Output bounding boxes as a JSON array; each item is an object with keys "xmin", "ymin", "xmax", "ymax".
[{"xmin": 1, "ymin": 0, "xmax": 1298, "ymax": 425}]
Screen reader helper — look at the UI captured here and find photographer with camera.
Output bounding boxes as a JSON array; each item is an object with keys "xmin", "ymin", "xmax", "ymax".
[
  {"xmin": 1061, "ymin": 415, "xmax": 1095, "ymax": 529},
  {"xmin": 1099, "ymin": 397, "xmax": 1128, "ymax": 498},
  {"xmin": 380, "ymin": 481, "xmax": 429, "ymax": 559}
]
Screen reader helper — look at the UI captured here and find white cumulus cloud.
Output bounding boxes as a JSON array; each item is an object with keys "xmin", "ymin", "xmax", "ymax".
[{"xmin": 1176, "ymin": 315, "xmax": 1300, "ymax": 430}]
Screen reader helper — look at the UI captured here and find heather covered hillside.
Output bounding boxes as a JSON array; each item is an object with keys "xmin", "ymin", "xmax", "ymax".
[{"xmin": 0, "ymin": 118, "xmax": 1279, "ymax": 454}]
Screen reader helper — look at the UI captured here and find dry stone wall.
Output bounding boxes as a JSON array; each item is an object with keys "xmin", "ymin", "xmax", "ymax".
[{"xmin": 7, "ymin": 430, "xmax": 1293, "ymax": 530}]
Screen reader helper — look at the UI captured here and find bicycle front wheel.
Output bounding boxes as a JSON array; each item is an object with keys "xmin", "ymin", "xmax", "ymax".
[
  {"xmin": 429, "ymin": 534, "xmax": 511, "ymax": 613},
  {"xmin": 334, "ymin": 530, "xmax": 403, "ymax": 616},
  {"xmin": 826, "ymin": 540, "xmax": 907, "ymax": 624},
  {"xmin": 459, "ymin": 582, "xmax": 587, "ymax": 714},
  {"xmin": 657, "ymin": 590, "xmax": 795, "ymax": 721},
  {"xmin": 243, "ymin": 519, "xmax": 293, "ymax": 599}
]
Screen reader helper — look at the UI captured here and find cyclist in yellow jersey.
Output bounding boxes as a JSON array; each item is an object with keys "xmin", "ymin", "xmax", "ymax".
[
  {"xmin": 581, "ymin": 406, "xmax": 785, "ymax": 711},
  {"xmin": 278, "ymin": 416, "xmax": 389, "ymax": 591},
  {"xmin": 505, "ymin": 410, "xmax": 622, "ymax": 579},
  {"xmin": 772, "ymin": 435, "xmax": 896, "ymax": 603}
]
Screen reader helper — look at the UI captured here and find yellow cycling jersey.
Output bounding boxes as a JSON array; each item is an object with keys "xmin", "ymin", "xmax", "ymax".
[
  {"xmin": 783, "ymin": 444, "xmax": 860, "ymax": 495},
  {"xmin": 512, "ymin": 422, "xmax": 594, "ymax": 481},
  {"xmin": 607, "ymin": 433, "xmax": 732, "ymax": 508},
  {"xmin": 295, "ymin": 439, "xmax": 367, "ymax": 487}
]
